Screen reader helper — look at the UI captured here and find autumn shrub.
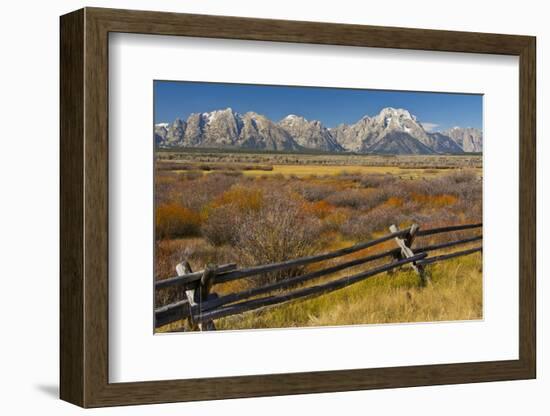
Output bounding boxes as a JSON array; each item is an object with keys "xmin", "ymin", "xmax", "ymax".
[
  {"xmin": 202, "ymin": 204, "xmax": 242, "ymax": 246},
  {"xmin": 234, "ymin": 191, "xmax": 323, "ymax": 284},
  {"xmin": 176, "ymin": 172, "xmax": 241, "ymax": 212},
  {"xmin": 322, "ymin": 209, "xmax": 350, "ymax": 233},
  {"xmin": 203, "ymin": 172, "xmax": 243, "ymax": 189},
  {"xmin": 396, "ymin": 199, "xmax": 423, "ymax": 216},
  {"xmin": 406, "ymin": 171, "xmax": 480, "ymax": 200},
  {"xmin": 452, "ymin": 198, "xmax": 482, "ymax": 222},
  {"xmin": 359, "ymin": 174, "xmax": 397, "ymax": 188},
  {"xmin": 212, "ymin": 185, "xmax": 264, "ymax": 211},
  {"xmin": 340, "ymin": 205, "xmax": 404, "ymax": 240},
  {"xmin": 447, "ymin": 170, "xmax": 478, "ymax": 184},
  {"xmin": 201, "ymin": 185, "xmax": 265, "ymax": 246},
  {"xmin": 386, "ymin": 196, "xmax": 404, "ymax": 208},
  {"xmin": 411, "ymin": 193, "xmax": 458, "ymax": 207},
  {"xmin": 337, "ymin": 172, "xmax": 364, "ymax": 183},
  {"xmin": 295, "ymin": 183, "xmax": 335, "ymax": 202},
  {"xmin": 155, "ymin": 239, "xmax": 183, "ymax": 281},
  {"xmin": 325, "ymin": 189, "xmax": 368, "ymax": 209},
  {"xmin": 303, "ymin": 200, "xmax": 334, "ymax": 219},
  {"xmin": 451, "ymin": 180, "xmax": 482, "ymax": 203},
  {"xmin": 326, "ymin": 188, "xmax": 390, "ymax": 211},
  {"xmin": 155, "ymin": 176, "xmax": 178, "ymax": 206},
  {"xmin": 410, "ymin": 208, "xmax": 457, "ymax": 230},
  {"xmin": 156, "ymin": 204, "xmax": 201, "ymax": 239}
]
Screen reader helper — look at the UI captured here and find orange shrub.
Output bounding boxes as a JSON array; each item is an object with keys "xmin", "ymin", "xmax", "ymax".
[
  {"xmin": 156, "ymin": 204, "xmax": 201, "ymax": 239},
  {"xmin": 212, "ymin": 185, "xmax": 264, "ymax": 212},
  {"xmin": 385, "ymin": 197, "xmax": 404, "ymax": 207},
  {"xmin": 303, "ymin": 200, "xmax": 334, "ymax": 219},
  {"xmin": 411, "ymin": 193, "xmax": 458, "ymax": 207}
]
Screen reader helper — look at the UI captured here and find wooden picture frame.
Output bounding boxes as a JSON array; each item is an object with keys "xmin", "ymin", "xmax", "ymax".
[{"xmin": 60, "ymin": 7, "xmax": 536, "ymax": 408}]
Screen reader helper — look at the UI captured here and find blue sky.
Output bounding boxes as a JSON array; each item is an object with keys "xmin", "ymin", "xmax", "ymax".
[{"xmin": 154, "ymin": 80, "xmax": 482, "ymax": 131}]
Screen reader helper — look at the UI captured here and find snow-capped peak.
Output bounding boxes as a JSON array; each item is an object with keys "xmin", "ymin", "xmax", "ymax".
[
  {"xmin": 378, "ymin": 107, "xmax": 414, "ymax": 121},
  {"xmin": 201, "ymin": 107, "xmax": 237, "ymax": 124},
  {"xmin": 282, "ymin": 114, "xmax": 307, "ymax": 122}
]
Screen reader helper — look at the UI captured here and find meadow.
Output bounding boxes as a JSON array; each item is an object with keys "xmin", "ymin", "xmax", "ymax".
[{"xmin": 154, "ymin": 150, "xmax": 483, "ymax": 331}]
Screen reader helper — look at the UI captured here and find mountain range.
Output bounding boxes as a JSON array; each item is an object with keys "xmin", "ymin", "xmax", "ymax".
[{"xmin": 154, "ymin": 107, "xmax": 482, "ymax": 155}]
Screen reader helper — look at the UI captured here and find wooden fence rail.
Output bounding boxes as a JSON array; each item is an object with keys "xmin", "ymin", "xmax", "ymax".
[
  {"xmin": 155, "ymin": 222, "xmax": 482, "ymax": 330},
  {"xmin": 196, "ymin": 254, "xmax": 427, "ymax": 323}
]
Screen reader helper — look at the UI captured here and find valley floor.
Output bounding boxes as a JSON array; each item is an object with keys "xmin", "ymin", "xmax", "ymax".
[{"xmin": 154, "ymin": 151, "xmax": 483, "ymax": 332}]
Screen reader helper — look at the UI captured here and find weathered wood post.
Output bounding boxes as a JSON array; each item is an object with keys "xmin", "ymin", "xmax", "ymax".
[
  {"xmin": 389, "ymin": 224, "xmax": 430, "ymax": 286},
  {"xmin": 175, "ymin": 260, "xmax": 200, "ymax": 331},
  {"xmin": 174, "ymin": 261, "xmax": 219, "ymax": 331},
  {"xmin": 198, "ymin": 264, "xmax": 218, "ymax": 331}
]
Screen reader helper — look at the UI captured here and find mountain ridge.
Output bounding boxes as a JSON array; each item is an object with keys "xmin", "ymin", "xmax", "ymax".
[{"xmin": 155, "ymin": 107, "xmax": 482, "ymax": 155}]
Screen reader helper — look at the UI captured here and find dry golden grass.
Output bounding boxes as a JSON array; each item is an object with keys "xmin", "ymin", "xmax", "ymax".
[
  {"xmin": 156, "ymin": 252, "xmax": 482, "ymax": 333},
  {"xmin": 241, "ymin": 164, "xmax": 441, "ymax": 178},
  {"xmin": 166, "ymin": 162, "xmax": 481, "ymax": 180},
  {"xmin": 215, "ymin": 252, "xmax": 482, "ymax": 330}
]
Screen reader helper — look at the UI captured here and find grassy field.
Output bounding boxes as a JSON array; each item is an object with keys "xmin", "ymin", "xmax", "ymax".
[
  {"xmin": 241, "ymin": 164, "xmax": 445, "ymax": 178},
  {"xmin": 154, "ymin": 150, "xmax": 483, "ymax": 332},
  {"xmin": 157, "ymin": 148, "xmax": 482, "ymax": 169},
  {"xmin": 165, "ymin": 163, "xmax": 449, "ymax": 178},
  {"xmin": 215, "ymin": 253, "xmax": 482, "ymax": 330},
  {"xmin": 157, "ymin": 252, "xmax": 482, "ymax": 333}
]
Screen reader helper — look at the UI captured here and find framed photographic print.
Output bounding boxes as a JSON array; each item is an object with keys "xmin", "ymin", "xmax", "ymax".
[{"xmin": 60, "ymin": 7, "xmax": 536, "ymax": 407}]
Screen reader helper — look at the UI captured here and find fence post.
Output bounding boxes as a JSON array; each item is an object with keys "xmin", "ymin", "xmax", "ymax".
[
  {"xmin": 389, "ymin": 224, "xmax": 430, "ymax": 286},
  {"xmin": 198, "ymin": 264, "xmax": 218, "ymax": 331},
  {"xmin": 175, "ymin": 260, "xmax": 200, "ymax": 331},
  {"xmin": 173, "ymin": 261, "xmax": 219, "ymax": 331}
]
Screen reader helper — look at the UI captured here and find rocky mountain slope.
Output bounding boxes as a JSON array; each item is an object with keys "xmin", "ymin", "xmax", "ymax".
[
  {"xmin": 155, "ymin": 108, "xmax": 301, "ymax": 151},
  {"xmin": 442, "ymin": 126, "xmax": 483, "ymax": 153},
  {"xmin": 155, "ymin": 107, "xmax": 482, "ymax": 155},
  {"xmin": 331, "ymin": 108, "xmax": 428, "ymax": 150},
  {"xmin": 277, "ymin": 114, "xmax": 343, "ymax": 152}
]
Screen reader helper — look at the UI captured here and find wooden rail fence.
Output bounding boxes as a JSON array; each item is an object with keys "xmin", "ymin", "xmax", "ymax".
[{"xmin": 155, "ymin": 222, "xmax": 482, "ymax": 331}]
